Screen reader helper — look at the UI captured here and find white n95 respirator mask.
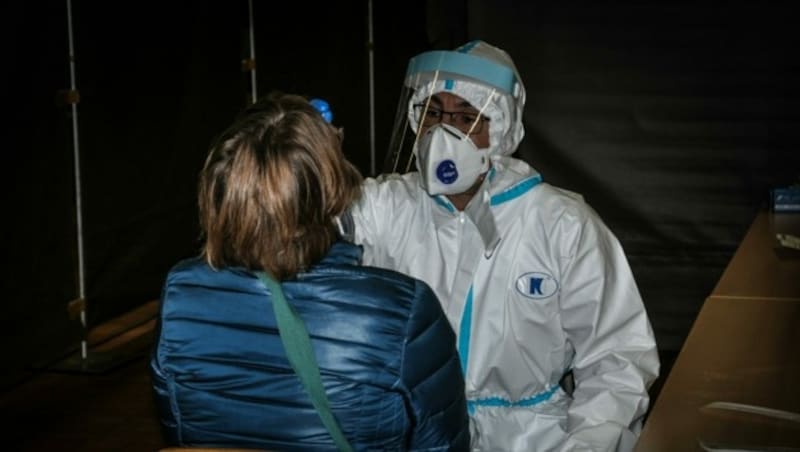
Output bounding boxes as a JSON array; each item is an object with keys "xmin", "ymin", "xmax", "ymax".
[{"xmin": 415, "ymin": 124, "xmax": 490, "ymax": 195}]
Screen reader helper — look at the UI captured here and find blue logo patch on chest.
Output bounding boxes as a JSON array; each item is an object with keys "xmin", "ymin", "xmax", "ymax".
[{"xmin": 515, "ymin": 272, "xmax": 559, "ymax": 299}]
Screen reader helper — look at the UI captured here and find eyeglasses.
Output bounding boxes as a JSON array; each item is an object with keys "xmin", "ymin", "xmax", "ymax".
[{"xmin": 413, "ymin": 104, "xmax": 489, "ymax": 135}]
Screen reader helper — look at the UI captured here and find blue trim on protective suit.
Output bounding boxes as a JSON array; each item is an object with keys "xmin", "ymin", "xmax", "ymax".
[
  {"xmin": 432, "ymin": 195, "xmax": 456, "ymax": 213},
  {"xmin": 430, "ymin": 169, "xmax": 536, "ymax": 211},
  {"xmin": 406, "ymin": 51, "xmax": 518, "ymax": 95},
  {"xmin": 467, "ymin": 385, "xmax": 560, "ymax": 414},
  {"xmin": 490, "ymin": 174, "xmax": 542, "ymax": 206},
  {"xmin": 487, "ymin": 166, "xmax": 497, "ymax": 183},
  {"xmin": 456, "ymin": 41, "xmax": 480, "ymax": 54},
  {"xmin": 458, "ymin": 286, "xmax": 474, "ymax": 379}
]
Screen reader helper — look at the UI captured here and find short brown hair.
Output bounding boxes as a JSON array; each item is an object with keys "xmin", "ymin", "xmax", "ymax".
[{"xmin": 198, "ymin": 91, "xmax": 363, "ymax": 280}]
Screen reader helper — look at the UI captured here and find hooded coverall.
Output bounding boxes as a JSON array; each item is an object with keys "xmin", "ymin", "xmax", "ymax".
[{"xmin": 351, "ymin": 40, "xmax": 659, "ymax": 452}]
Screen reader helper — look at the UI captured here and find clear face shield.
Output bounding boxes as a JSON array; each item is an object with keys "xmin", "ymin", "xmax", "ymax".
[{"xmin": 383, "ymin": 48, "xmax": 523, "ymax": 193}]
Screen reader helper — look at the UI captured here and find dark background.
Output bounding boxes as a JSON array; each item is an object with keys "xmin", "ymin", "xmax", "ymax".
[{"xmin": 3, "ymin": 0, "xmax": 798, "ymax": 390}]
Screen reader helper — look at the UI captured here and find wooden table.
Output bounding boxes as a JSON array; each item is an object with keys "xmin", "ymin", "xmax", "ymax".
[
  {"xmin": 711, "ymin": 210, "xmax": 800, "ymax": 299},
  {"xmin": 635, "ymin": 295, "xmax": 800, "ymax": 451},
  {"xmin": 636, "ymin": 211, "xmax": 800, "ymax": 451}
]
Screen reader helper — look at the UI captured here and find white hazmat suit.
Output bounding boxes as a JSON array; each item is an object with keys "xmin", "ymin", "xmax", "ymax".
[{"xmin": 352, "ymin": 40, "xmax": 660, "ymax": 452}]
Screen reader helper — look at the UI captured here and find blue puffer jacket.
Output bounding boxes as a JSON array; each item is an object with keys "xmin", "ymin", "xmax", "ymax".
[{"xmin": 150, "ymin": 241, "xmax": 470, "ymax": 451}]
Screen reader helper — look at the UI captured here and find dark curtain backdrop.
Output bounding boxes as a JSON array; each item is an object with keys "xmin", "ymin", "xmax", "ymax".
[{"xmin": 3, "ymin": 0, "xmax": 798, "ymax": 388}]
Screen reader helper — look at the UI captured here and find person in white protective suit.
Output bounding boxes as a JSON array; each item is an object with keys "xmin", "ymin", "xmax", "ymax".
[{"xmin": 349, "ymin": 40, "xmax": 660, "ymax": 451}]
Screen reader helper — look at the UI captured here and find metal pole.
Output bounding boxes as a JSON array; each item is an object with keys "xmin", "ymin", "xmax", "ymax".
[
  {"xmin": 66, "ymin": 0, "xmax": 87, "ymax": 360},
  {"xmin": 367, "ymin": 0, "xmax": 376, "ymax": 176},
  {"xmin": 248, "ymin": 0, "xmax": 257, "ymax": 103}
]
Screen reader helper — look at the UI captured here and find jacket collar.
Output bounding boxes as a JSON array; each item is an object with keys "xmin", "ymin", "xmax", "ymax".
[
  {"xmin": 429, "ymin": 157, "xmax": 543, "ymax": 258},
  {"xmin": 316, "ymin": 240, "xmax": 363, "ymax": 267}
]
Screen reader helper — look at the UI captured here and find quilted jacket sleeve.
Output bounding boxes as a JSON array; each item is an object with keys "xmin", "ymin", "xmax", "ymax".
[
  {"xmin": 399, "ymin": 279, "xmax": 471, "ymax": 451},
  {"xmin": 149, "ymin": 283, "xmax": 180, "ymax": 446}
]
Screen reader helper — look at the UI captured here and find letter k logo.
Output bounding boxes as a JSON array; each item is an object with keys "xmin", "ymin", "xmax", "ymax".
[
  {"xmin": 529, "ymin": 277, "xmax": 544, "ymax": 296},
  {"xmin": 516, "ymin": 272, "xmax": 559, "ymax": 300}
]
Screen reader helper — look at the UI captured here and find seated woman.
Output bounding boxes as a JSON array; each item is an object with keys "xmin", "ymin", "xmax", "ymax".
[{"xmin": 149, "ymin": 92, "xmax": 470, "ymax": 451}]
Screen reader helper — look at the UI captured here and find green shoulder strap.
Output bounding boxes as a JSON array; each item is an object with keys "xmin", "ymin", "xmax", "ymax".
[{"xmin": 256, "ymin": 272, "xmax": 354, "ymax": 452}]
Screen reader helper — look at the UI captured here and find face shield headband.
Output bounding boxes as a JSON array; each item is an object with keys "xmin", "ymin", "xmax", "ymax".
[{"xmin": 407, "ymin": 50, "xmax": 519, "ymax": 98}]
